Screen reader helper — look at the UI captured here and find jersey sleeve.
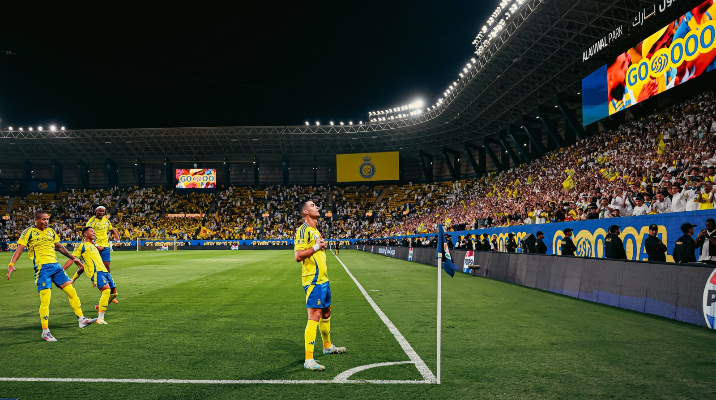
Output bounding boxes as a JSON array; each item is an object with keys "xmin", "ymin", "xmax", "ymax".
[
  {"xmin": 85, "ymin": 217, "xmax": 93, "ymax": 227},
  {"xmin": 17, "ymin": 228, "xmax": 31, "ymax": 246},
  {"xmin": 72, "ymin": 244, "xmax": 83, "ymax": 258},
  {"xmin": 52, "ymin": 229, "xmax": 60, "ymax": 244}
]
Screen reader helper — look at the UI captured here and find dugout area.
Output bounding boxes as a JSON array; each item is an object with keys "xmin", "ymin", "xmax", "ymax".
[{"xmin": 1, "ymin": 250, "xmax": 716, "ymax": 399}]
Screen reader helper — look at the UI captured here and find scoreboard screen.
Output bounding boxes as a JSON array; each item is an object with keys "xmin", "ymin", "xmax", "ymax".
[{"xmin": 175, "ymin": 169, "xmax": 217, "ymax": 188}]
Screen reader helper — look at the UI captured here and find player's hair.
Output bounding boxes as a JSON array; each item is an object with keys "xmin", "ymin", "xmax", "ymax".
[
  {"xmin": 82, "ymin": 226, "xmax": 93, "ymax": 235},
  {"xmin": 298, "ymin": 200, "xmax": 310, "ymax": 216},
  {"xmin": 33, "ymin": 210, "xmax": 49, "ymax": 219}
]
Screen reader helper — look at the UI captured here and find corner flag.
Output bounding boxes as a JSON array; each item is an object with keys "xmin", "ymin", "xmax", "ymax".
[{"xmin": 436, "ymin": 223, "xmax": 455, "ymax": 277}]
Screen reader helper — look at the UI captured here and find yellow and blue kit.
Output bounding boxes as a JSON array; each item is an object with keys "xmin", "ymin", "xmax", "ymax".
[
  {"xmin": 17, "ymin": 227, "xmax": 71, "ymax": 292},
  {"xmin": 72, "ymin": 242, "xmax": 116, "ymax": 289},
  {"xmin": 294, "ymin": 223, "xmax": 331, "ymax": 309},
  {"xmin": 86, "ymin": 216, "xmax": 114, "ymax": 262}
]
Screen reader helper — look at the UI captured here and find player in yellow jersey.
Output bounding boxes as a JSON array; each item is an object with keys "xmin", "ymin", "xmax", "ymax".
[
  {"xmin": 85, "ymin": 206, "xmax": 120, "ymax": 271},
  {"xmin": 6, "ymin": 211, "xmax": 97, "ymax": 342},
  {"xmin": 74, "ymin": 206, "xmax": 120, "ymax": 306},
  {"xmin": 294, "ymin": 200, "xmax": 346, "ymax": 371},
  {"xmin": 63, "ymin": 227, "xmax": 118, "ymax": 325}
]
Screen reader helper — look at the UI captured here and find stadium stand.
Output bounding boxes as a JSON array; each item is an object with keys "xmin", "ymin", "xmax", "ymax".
[{"xmin": 2, "ymin": 92, "xmax": 715, "ymax": 245}]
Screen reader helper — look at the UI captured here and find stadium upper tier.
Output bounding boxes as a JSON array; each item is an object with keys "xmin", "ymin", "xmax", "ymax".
[
  {"xmin": 0, "ymin": 0, "xmax": 696, "ymax": 166},
  {"xmin": 1, "ymin": 90, "xmax": 714, "ymax": 243}
]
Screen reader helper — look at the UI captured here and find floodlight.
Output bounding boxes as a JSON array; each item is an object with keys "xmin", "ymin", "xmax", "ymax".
[
  {"xmin": 349, "ymin": 121, "xmax": 353, "ymax": 125},
  {"xmin": 359, "ymin": 121, "xmax": 363, "ymax": 124},
  {"xmin": 61, "ymin": 126, "xmax": 65, "ymax": 130},
  {"xmin": 50, "ymin": 125, "xmax": 56, "ymax": 131},
  {"xmin": 316, "ymin": 121, "xmax": 320, "ymax": 126},
  {"xmin": 8, "ymin": 126, "xmax": 11, "ymax": 130},
  {"xmin": 305, "ymin": 121, "xmax": 309, "ymax": 125},
  {"xmin": 330, "ymin": 121, "xmax": 334, "ymax": 125},
  {"xmin": 340, "ymin": 122, "xmax": 344, "ymax": 125},
  {"xmin": 29, "ymin": 127, "xmax": 33, "ymax": 131},
  {"xmin": 19, "ymin": 127, "xmax": 23, "ymax": 131},
  {"xmin": 38, "ymin": 126, "xmax": 43, "ymax": 131}
]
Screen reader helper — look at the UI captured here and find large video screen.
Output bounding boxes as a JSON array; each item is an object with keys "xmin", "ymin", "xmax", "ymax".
[
  {"xmin": 336, "ymin": 151, "xmax": 400, "ymax": 182},
  {"xmin": 175, "ymin": 169, "xmax": 217, "ymax": 188},
  {"xmin": 582, "ymin": 0, "xmax": 716, "ymax": 126}
]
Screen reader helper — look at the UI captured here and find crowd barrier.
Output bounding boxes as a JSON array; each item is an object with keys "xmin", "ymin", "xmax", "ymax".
[
  {"xmin": 354, "ymin": 210, "xmax": 716, "ymax": 262},
  {"xmin": 352, "ymin": 245, "xmax": 716, "ymax": 328}
]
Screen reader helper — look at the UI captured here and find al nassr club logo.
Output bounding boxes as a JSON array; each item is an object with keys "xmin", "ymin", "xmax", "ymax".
[{"xmin": 359, "ymin": 156, "xmax": 376, "ymax": 178}]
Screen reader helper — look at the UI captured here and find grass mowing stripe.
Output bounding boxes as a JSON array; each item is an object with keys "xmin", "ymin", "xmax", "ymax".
[{"xmin": 332, "ymin": 251, "xmax": 436, "ymax": 383}]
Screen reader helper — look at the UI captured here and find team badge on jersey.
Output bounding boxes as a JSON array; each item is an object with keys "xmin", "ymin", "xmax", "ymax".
[{"xmin": 703, "ymin": 269, "xmax": 716, "ymax": 329}]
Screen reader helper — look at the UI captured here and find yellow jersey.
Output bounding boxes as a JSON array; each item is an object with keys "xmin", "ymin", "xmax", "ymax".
[
  {"xmin": 72, "ymin": 241, "xmax": 108, "ymax": 280},
  {"xmin": 86, "ymin": 216, "xmax": 114, "ymax": 247},
  {"xmin": 17, "ymin": 227, "xmax": 60, "ymax": 265},
  {"xmin": 294, "ymin": 223, "xmax": 328, "ymax": 286},
  {"xmin": 697, "ymin": 193, "xmax": 714, "ymax": 210}
]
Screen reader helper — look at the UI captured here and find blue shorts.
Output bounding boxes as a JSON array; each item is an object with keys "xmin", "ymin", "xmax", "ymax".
[
  {"xmin": 34, "ymin": 263, "xmax": 71, "ymax": 292},
  {"xmin": 98, "ymin": 247, "xmax": 111, "ymax": 263},
  {"xmin": 304, "ymin": 282, "xmax": 331, "ymax": 309},
  {"xmin": 93, "ymin": 271, "xmax": 116, "ymax": 290}
]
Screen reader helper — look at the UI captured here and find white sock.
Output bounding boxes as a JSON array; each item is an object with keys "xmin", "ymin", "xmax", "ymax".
[
  {"xmin": 43, "ymin": 328, "xmax": 50, "ymax": 334},
  {"xmin": 98, "ymin": 312, "xmax": 105, "ymax": 319}
]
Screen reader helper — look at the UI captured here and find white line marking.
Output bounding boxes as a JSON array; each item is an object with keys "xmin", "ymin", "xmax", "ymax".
[
  {"xmin": 332, "ymin": 252, "xmax": 437, "ymax": 383},
  {"xmin": 0, "ymin": 376, "xmax": 429, "ymax": 385},
  {"xmin": 333, "ymin": 361, "xmax": 414, "ymax": 383}
]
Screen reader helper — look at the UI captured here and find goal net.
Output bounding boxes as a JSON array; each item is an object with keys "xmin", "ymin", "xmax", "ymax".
[{"xmin": 137, "ymin": 237, "xmax": 177, "ymax": 251}]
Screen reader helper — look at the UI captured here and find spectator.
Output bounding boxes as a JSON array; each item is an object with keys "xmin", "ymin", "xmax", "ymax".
[
  {"xmin": 644, "ymin": 224, "xmax": 667, "ymax": 262},
  {"xmin": 604, "ymin": 225, "xmax": 626, "ymax": 259},
  {"xmin": 631, "ymin": 197, "xmax": 650, "ymax": 216},
  {"xmin": 673, "ymin": 223, "xmax": 697, "ymax": 263},
  {"xmin": 651, "ymin": 192, "xmax": 671, "ymax": 213}
]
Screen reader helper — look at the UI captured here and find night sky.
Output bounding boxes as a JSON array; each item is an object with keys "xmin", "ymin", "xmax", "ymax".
[{"xmin": 1, "ymin": 0, "xmax": 491, "ymax": 130}]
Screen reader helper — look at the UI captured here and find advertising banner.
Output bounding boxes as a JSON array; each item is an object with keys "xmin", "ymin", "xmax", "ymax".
[
  {"xmin": 336, "ymin": 152, "xmax": 399, "ymax": 182},
  {"xmin": 175, "ymin": 169, "xmax": 217, "ymax": 188},
  {"xmin": 582, "ymin": 0, "xmax": 716, "ymax": 125}
]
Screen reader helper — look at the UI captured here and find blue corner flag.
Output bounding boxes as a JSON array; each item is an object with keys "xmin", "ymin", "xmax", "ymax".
[{"xmin": 436, "ymin": 223, "xmax": 455, "ymax": 277}]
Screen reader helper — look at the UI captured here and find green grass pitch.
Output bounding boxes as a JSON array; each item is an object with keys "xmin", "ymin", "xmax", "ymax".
[{"xmin": 1, "ymin": 249, "xmax": 716, "ymax": 399}]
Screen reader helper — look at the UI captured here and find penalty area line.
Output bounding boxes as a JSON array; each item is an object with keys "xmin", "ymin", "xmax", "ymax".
[{"xmin": 331, "ymin": 251, "xmax": 437, "ymax": 383}]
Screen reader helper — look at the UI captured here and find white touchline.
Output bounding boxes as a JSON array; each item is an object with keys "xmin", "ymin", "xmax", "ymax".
[{"xmin": 332, "ymin": 252, "xmax": 437, "ymax": 383}]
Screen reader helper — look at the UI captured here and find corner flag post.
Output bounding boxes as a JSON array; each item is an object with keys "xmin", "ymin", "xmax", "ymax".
[
  {"xmin": 437, "ymin": 247, "xmax": 442, "ymax": 384},
  {"xmin": 435, "ymin": 223, "xmax": 454, "ymax": 384}
]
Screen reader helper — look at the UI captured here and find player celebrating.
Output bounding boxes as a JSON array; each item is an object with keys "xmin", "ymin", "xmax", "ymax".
[
  {"xmin": 294, "ymin": 200, "xmax": 346, "ymax": 371},
  {"xmin": 64, "ymin": 227, "xmax": 118, "ymax": 324},
  {"xmin": 86, "ymin": 206, "xmax": 120, "ymax": 272},
  {"xmin": 6, "ymin": 211, "xmax": 97, "ymax": 342}
]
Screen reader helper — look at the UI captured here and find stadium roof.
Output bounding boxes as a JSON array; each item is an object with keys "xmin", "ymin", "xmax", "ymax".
[{"xmin": 0, "ymin": 0, "xmax": 697, "ymax": 164}]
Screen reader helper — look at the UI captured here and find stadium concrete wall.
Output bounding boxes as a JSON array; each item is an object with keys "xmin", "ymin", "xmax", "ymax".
[{"xmin": 351, "ymin": 245, "xmax": 715, "ymax": 327}]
